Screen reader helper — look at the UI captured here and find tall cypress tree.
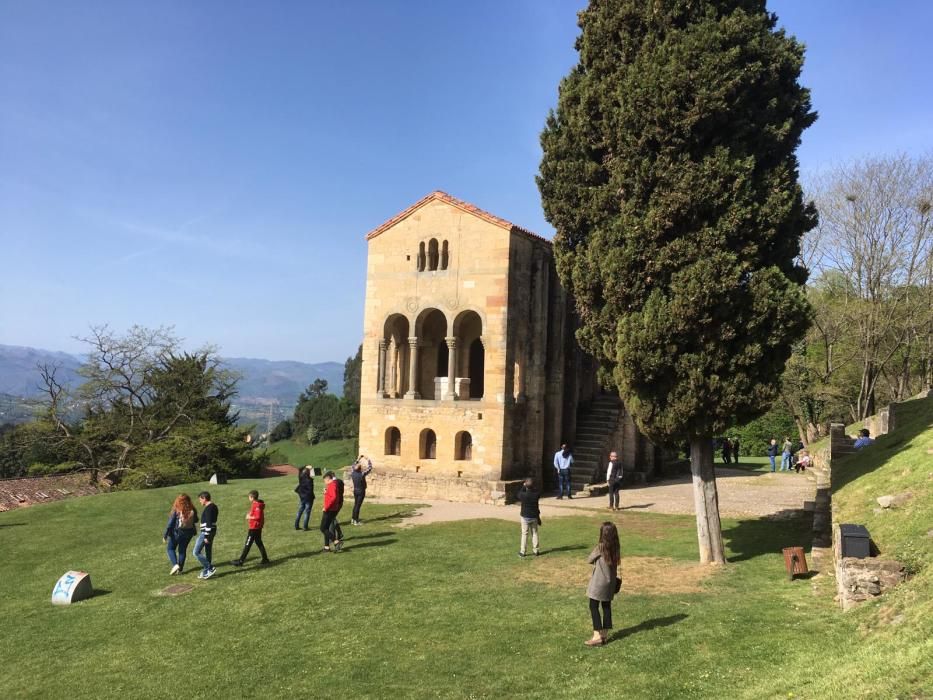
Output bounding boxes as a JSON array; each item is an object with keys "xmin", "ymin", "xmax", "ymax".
[{"xmin": 539, "ymin": 0, "xmax": 816, "ymax": 563}]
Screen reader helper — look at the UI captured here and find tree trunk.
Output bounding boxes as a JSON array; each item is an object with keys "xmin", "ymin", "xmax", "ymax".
[{"xmin": 689, "ymin": 438, "xmax": 726, "ymax": 565}]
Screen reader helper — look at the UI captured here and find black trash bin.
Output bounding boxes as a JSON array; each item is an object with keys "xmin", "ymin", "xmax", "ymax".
[{"xmin": 839, "ymin": 524, "xmax": 871, "ymax": 558}]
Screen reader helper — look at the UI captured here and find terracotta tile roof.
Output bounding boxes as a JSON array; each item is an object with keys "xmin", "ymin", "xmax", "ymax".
[{"xmin": 365, "ymin": 190, "xmax": 551, "ymax": 245}]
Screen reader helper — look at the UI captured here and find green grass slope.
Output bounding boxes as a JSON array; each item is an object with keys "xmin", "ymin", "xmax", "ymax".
[
  {"xmin": 268, "ymin": 438, "xmax": 357, "ymax": 470},
  {"xmin": 0, "ymin": 458, "xmax": 930, "ymax": 698}
]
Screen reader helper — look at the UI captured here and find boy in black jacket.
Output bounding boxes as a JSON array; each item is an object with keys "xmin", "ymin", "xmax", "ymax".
[
  {"xmin": 517, "ymin": 478, "xmax": 541, "ymax": 558},
  {"xmin": 195, "ymin": 491, "xmax": 219, "ymax": 579}
]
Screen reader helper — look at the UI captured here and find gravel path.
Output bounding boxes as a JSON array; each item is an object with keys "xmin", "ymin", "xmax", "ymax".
[{"xmin": 369, "ymin": 468, "xmax": 815, "ymax": 526}]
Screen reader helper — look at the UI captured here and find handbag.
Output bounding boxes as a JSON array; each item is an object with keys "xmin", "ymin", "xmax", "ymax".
[{"xmin": 614, "ymin": 576, "xmax": 622, "ymax": 594}]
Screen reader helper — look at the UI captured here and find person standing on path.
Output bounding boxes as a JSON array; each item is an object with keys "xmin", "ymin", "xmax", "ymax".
[
  {"xmin": 194, "ymin": 491, "xmax": 218, "ymax": 579},
  {"xmin": 349, "ymin": 455, "xmax": 373, "ymax": 525},
  {"xmin": 553, "ymin": 443, "xmax": 574, "ymax": 499},
  {"xmin": 732, "ymin": 438, "xmax": 740, "ymax": 464},
  {"xmin": 781, "ymin": 437, "xmax": 793, "ymax": 471},
  {"xmin": 766, "ymin": 438, "xmax": 779, "ymax": 472},
  {"xmin": 606, "ymin": 451, "xmax": 623, "ymax": 511},
  {"xmin": 163, "ymin": 493, "xmax": 198, "ymax": 575},
  {"xmin": 320, "ymin": 471, "xmax": 344, "ymax": 552},
  {"xmin": 516, "ymin": 478, "xmax": 541, "ymax": 557},
  {"xmin": 232, "ymin": 490, "xmax": 269, "ymax": 567},
  {"xmin": 584, "ymin": 521, "xmax": 621, "ymax": 647},
  {"xmin": 295, "ymin": 466, "xmax": 315, "ymax": 531},
  {"xmin": 721, "ymin": 438, "xmax": 732, "ymax": 465}
]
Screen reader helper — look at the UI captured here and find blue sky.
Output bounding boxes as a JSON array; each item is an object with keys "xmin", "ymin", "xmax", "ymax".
[{"xmin": 2, "ymin": 1, "xmax": 931, "ymax": 363}]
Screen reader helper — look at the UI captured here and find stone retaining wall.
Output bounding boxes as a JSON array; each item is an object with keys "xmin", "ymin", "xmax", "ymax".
[
  {"xmin": 360, "ymin": 467, "xmax": 521, "ymax": 505},
  {"xmin": 833, "ymin": 524, "xmax": 907, "ymax": 611}
]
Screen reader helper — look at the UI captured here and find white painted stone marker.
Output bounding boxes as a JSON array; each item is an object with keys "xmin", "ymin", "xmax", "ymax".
[{"xmin": 51, "ymin": 570, "xmax": 93, "ymax": 605}]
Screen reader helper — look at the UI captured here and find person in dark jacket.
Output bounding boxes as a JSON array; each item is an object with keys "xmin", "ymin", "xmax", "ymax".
[
  {"xmin": 194, "ymin": 491, "xmax": 218, "ymax": 579},
  {"xmin": 163, "ymin": 493, "xmax": 198, "ymax": 575},
  {"xmin": 584, "ymin": 521, "xmax": 621, "ymax": 646},
  {"xmin": 349, "ymin": 456, "xmax": 373, "ymax": 525},
  {"xmin": 606, "ymin": 451, "xmax": 623, "ymax": 511},
  {"xmin": 232, "ymin": 490, "xmax": 269, "ymax": 566},
  {"xmin": 731, "ymin": 438, "xmax": 740, "ymax": 464},
  {"xmin": 766, "ymin": 438, "xmax": 779, "ymax": 472},
  {"xmin": 721, "ymin": 438, "xmax": 732, "ymax": 464},
  {"xmin": 320, "ymin": 472, "xmax": 344, "ymax": 552},
  {"xmin": 295, "ymin": 466, "xmax": 315, "ymax": 531},
  {"xmin": 516, "ymin": 478, "xmax": 541, "ymax": 557}
]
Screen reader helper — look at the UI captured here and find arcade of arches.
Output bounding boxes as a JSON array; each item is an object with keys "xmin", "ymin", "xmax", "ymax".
[{"xmin": 378, "ymin": 309, "xmax": 484, "ymax": 401}]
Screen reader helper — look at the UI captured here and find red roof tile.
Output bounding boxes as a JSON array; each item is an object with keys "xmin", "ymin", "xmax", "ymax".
[{"xmin": 365, "ymin": 190, "xmax": 551, "ymax": 245}]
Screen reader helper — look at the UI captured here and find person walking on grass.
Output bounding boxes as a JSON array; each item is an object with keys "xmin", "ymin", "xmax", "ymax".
[
  {"xmin": 295, "ymin": 466, "xmax": 315, "ymax": 531},
  {"xmin": 553, "ymin": 443, "xmax": 574, "ymax": 499},
  {"xmin": 232, "ymin": 490, "xmax": 269, "ymax": 567},
  {"xmin": 349, "ymin": 455, "xmax": 373, "ymax": 525},
  {"xmin": 194, "ymin": 491, "xmax": 218, "ymax": 579},
  {"xmin": 584, "ymin": 521, "xmax": 621, "ymax": 647},
  {"xmin": 320, "ymin": 471, "xmax": 344, "ymax": 552},
  {"xmin": 517, "ymin": 478, "xmax": 541, "ymax": 557},
  {"xmin": 767, "ymin": 438, "xmax": 779, "ymax": 472},
  {"xmin": 163, "ymin": 493, "xmax": 198, "ymax": 575},
  {"xmin": 606, "ymin": 451, "xmax": 623, "ymax": 511},
  {"xmin": 781, "ymin": 437, "xmax": 793, "ymax": 471}
]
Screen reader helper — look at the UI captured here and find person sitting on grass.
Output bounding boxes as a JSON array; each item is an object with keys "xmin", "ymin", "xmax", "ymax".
[
  {"xmin": 795, "ymin": 450, "xmax": 811, "ymax": 473},
  {"xmin": 232, "ymin": 490, "xmax": 269, "ymax": 567},
  {"xmin": 853, "ymin": 428, "xmax": 875, "ymax": 449}
]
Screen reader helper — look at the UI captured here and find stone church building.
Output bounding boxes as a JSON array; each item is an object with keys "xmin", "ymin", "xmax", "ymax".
[{"xmin": 358, "ymin": 191, "xmax": 659, "ymax": 503}]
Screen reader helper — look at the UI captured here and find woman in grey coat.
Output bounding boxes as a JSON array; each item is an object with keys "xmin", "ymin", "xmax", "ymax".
[{"xmin": 585, "ymin": 521, "xmax": 621, "ymax": 646}]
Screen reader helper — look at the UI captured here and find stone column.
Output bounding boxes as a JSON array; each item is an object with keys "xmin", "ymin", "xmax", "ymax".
[
  {"xmin": 404, "ymin": 337, "xmax": 421, "ymax": 399},
  {"xmin": 445, "ymin": 336, "xmax": 457, "ymax": 400},
  {"xmin": 377, "ymin": 339, "xmax": 388, "ymax": 398}
]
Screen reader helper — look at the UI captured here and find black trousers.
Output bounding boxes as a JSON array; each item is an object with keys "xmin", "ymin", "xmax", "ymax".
[
  {"xmin": 352, "ymin": 492, "xmax": 366, "ymax": 521},
  {"xmin": 238, "ymin": 528, "xmax": 268, "ymax": 561},
  {"xmin": 589, "ymin": 598, "xmax": 613, "ymax": 630},
  {"xmin": 321, "ymin": 511, "xmax": 342, "ymax": 546},
  {"xmin": 609, "ymin": 481, "xmax": 622, "ymax": 509}
]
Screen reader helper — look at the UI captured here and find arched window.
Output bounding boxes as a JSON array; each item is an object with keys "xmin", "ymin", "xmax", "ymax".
[
  {"xmin": 420, "ymin": 428, "xmax": 437, "ymax": 459},
  {"xmin": 455, "ymin": 431, "xmax": 472, "ymax": 461},
  {"xmin": 417, "ymin": 242, "xmax": 426, "ymax": 271},
  {"xmin": 441, "ymin": 240, "xmax": 449, "ymax": 270},
  {"xmin": 428, "ymin": 238, "xmax": 439, "ymax": 271},
  {"xmin": 384, "ymin": 427, "xmax": 401, "ymax": 456}
]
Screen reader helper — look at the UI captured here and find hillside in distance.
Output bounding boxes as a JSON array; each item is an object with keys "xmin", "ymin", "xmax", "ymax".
[{"xmin": 0, "ymin": 345, "xmax": 344, "ymax": 423}]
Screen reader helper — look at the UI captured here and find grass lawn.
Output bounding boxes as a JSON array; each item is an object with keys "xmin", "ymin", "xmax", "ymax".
[
  {"xmin": 718, "ymin": 455, "xmax": 773, "ymax": 472},
  {"xmin": 267, "ymin": 438, "xmax": 357, "ymax": 470},
  {"xmin": 2, "ymin": 459, "xmax": 931, "ymax": 698}
]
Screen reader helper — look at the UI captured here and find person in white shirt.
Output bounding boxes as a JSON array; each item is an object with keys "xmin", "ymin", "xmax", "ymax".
[{"xmin": 606, "ymin": 451, "xmax": 623, "ymax": 510}]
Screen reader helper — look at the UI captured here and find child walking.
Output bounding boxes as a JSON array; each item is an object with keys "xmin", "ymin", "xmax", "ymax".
[
  {"xmin": 584, "ymin": 521, "xmax": 621, "ymax": 647},
  {"xmin": 232, "ymin": 490, "xmax": 269, "ymax": 566},
  {"xmin": 194, "ymin": 491, "xmax": 219, "ymax": 579},
  {"xmin": 163, "ymin": 493, "xmax": 198, "ymax": 575}
]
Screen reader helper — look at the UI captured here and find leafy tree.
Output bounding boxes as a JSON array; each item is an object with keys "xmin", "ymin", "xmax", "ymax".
[
  {"xmin": 269, "ymin": 419, "xmax": 293, "ymax": 442},
  {"xmin": 37, "ymin": 325, "xmax": 264, "ymax": 485},
  {"xmin": 343, "ymin": 344, "xmax": 363, "ymax": 406},
  {"xmin": 539, "ymin": 0, "xmax": 815, "ymax": 562}
]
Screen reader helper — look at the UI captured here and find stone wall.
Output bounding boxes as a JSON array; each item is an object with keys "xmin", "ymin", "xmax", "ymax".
[
  {"xmin": 361, "ymin": 467, "xmax": 521, "ymax": 506},
  {"xmin": 833, "ymin": 524, "xmax": 907, "ymax": 611}
]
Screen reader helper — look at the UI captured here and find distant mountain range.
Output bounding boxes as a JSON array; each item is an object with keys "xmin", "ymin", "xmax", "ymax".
[{"xmin": 0, "ymin": 344, "xmax": 344, "ymax": 408}]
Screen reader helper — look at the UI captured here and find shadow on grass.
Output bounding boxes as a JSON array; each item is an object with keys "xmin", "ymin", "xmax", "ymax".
[
  {"xmin": 541, "ymin": 544, "xmax": 587, "ymax": 554},
  {"xmin": 723, "ymin": 509, "xmax": 813, "ymax": 563},
  {"xmin": 92, "ymin": 589, "xmax": 112, "ymax": 597},
  {"xmin": 619, "ymin": 503, "xmax": 654, "ymax": 510},
  {"xmin": 610, "ymin": 613, "xmax": 688, "ymax": 641},
  {"xmin": 362, "ymin": 510, "xmax": 419, "ymax": 525},
  {"xmin": 340, "ymin": 539, "xmax": 398, "ymax": 552},
  {"xmin": 345, "ymin": 530, "xmax": 394, "ymax": 541},
  {"xmin": 0, "ymin": 522, "xmax": 26, "ymax": 528}
]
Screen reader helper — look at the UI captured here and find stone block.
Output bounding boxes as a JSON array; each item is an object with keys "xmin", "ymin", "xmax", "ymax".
[{"xmin": 52, "ymin": 570, "xmax": 93, "ymax": 605}]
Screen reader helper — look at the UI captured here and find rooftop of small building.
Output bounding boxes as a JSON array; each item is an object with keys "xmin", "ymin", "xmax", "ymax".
[{"xmin": 365, "ymin": 190, "xmax": 551, "ymax": 246}]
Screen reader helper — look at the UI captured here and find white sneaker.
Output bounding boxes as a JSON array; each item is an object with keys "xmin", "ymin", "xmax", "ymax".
[
  {"xmin": 170, "ymin": 564, "xmax": 181, "ymax": 575},
  {"xmin": 204, "ymin": 567, "xmax": 216, "ymax": 579}
]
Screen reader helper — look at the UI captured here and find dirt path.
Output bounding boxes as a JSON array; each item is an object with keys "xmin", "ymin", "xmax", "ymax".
[{"xmin": 369, "ymin": 468, "xmax": 815, "ymax": 526}]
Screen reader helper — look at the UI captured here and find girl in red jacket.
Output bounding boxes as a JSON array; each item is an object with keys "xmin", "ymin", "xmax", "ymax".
[
  {"xmin": 232, "ymin": 490, "xmax": 269, "ymax": 566},
  {"xmin": 320, "ymin": 472, "xmax": 344, "ymax": 552}
]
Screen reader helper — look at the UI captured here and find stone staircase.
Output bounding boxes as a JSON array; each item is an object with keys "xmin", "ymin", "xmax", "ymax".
[{"xmin": 571, "ymin": 394, "xmax": 623, "ymax": 493}]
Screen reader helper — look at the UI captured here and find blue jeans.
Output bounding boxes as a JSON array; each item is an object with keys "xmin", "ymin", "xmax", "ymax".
[
  {"xmin": 557, "ymin": 470, "xmax": 571, "ymax": 497},
  {"xmin": 781, "ymin": 453, "xmax": 791, "ymax": 470},
  {"xmin": 167, "ymin": 529, "xmax": 195, "ymax": 569},
  {"xmin": 295, "ymin": 498, "xmax": 313, "ymax": 529},
  {"xmin": 194, "ymin": 532, "xmax": 213, "ymax": 573},
  {"xmin": 769, "ymin": 455, "xmax": 776, "ymax": 472}
]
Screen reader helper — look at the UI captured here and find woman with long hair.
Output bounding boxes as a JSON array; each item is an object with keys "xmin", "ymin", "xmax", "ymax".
[
  {"xmin": 584, "ymin": 521, "xmax": 621, "ymax": 646},
  {"xmin": 162, "ymin": 493, "xmax": 198, "ymax": 575}
]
